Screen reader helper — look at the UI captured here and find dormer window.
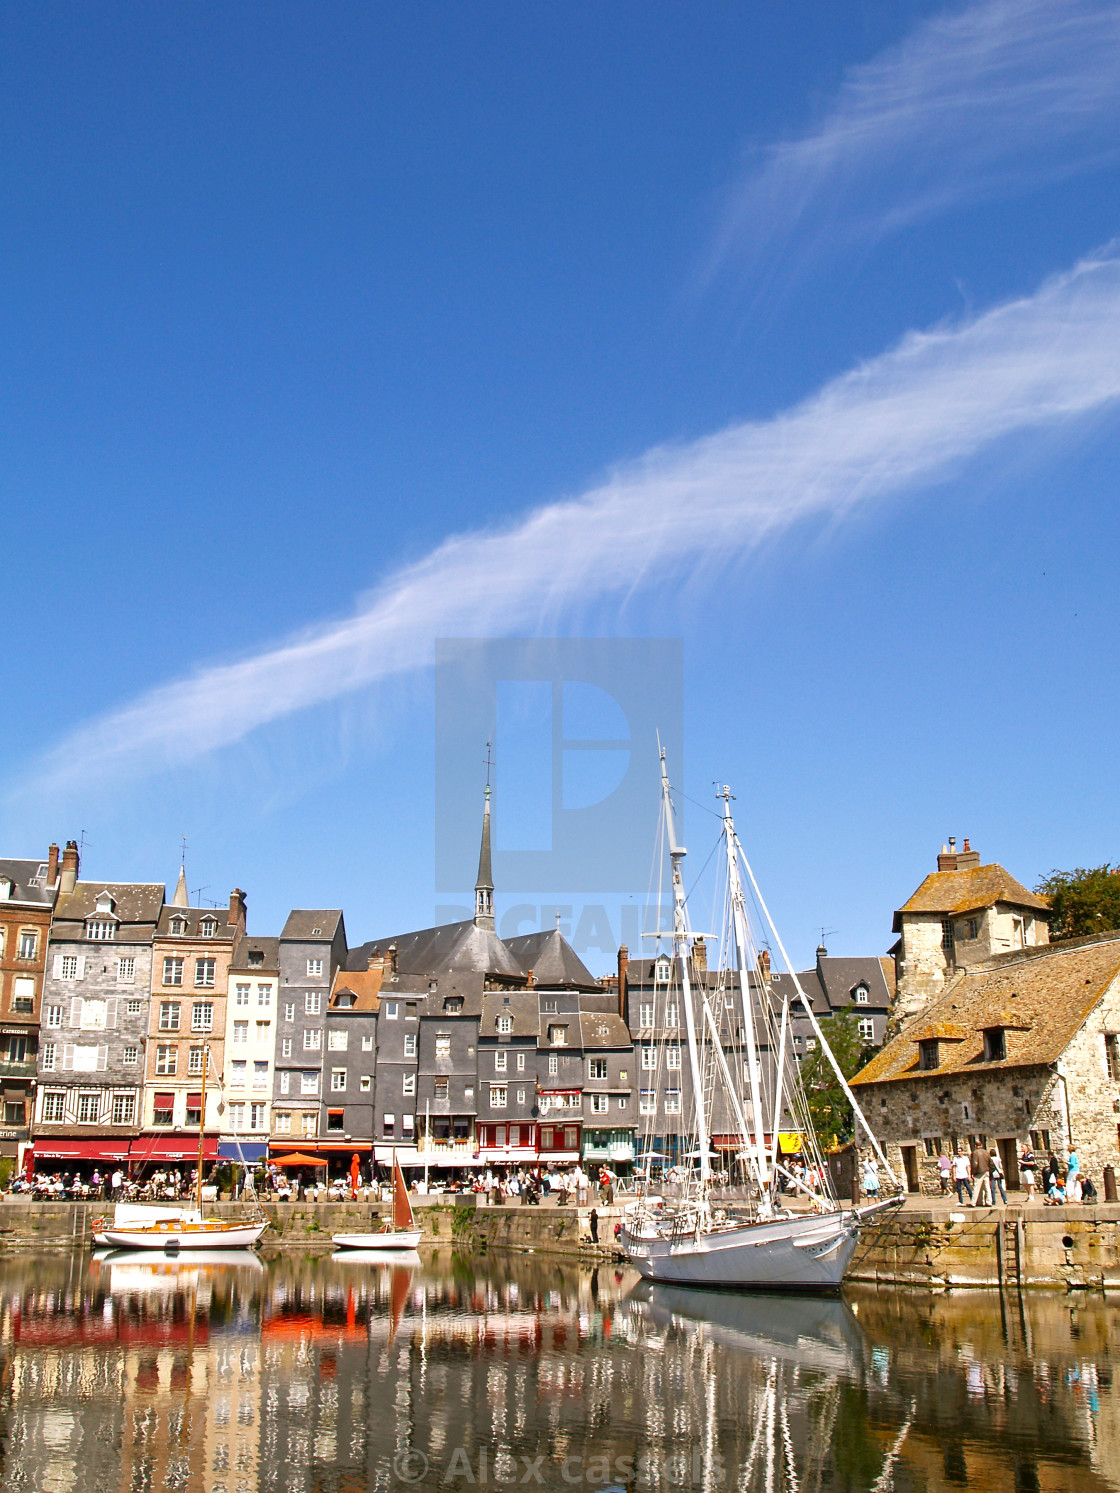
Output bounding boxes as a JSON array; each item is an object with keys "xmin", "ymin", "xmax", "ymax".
[
  {"xmin": 918, "ymin": 1039, "xmax": 940, "ymax": 1071},
  {"xmin": 248, "ymin": 950, "xmax": 264, "ymax": 966},
  {"xmin": 443, "ymin": 997, "xmax": 463, "ymax": 1014},
  {"xmin": 199, "ymin": 918, "xmax": 217, "ymax": 938},
  {"xmin": 852, "ymin": 984, "xmax": 869, "ymax": 1004},
  {"xmin": 336, "ymin": 992, "xmax": 357, "ymax": 1009},
  {"xmin": 655, "ymin": 957, "xmax": 671, "ymax": 984},
  {"xmin": 169, "ymin": 917, "xmax": 187, "ymax": 936},
  {"xmin": 983, "ymin": 1027, "xmax": 1007, "ymax": 1062},
  {"xmin": 497, "ymin": 1014, "xmax": 513, "ymax": 1034},
  {"xmin": 548, "ymin": 1023, "xmax": 568, "ymax": 1046},
  {"xmin": 0, "ymin": 879, "xmax": 11, "ymax": 901}
]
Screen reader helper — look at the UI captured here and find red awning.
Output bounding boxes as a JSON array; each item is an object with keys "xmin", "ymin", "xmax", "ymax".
[
  {"xmin": 33, "ymin": 1138, "xmax": 134, "ymax": 1162},
  {"xmin": 153, "ymin": 1093, "xmax": 174, "ymax": 1108},
  {"xmin": 131, "ymin": 1135, "xmax": 219, "ymax": 1163},
  {"xmin": 186, "ymin": 1093, "xmax": 202, "ymax": 1108}
]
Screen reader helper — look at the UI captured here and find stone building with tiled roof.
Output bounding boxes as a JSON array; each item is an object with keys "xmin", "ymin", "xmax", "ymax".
[
  {"xmin": 853, "ymin": 931, "xmax": 1120, "ymax": 1195},
  {"xmin": 891, "ymin": 837, "xmax": 1050, "ymax": 1030}
]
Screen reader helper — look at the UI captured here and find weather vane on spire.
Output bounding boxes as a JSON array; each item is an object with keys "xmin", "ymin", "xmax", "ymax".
[{"xmin": 484, "ymin": 739, "xmax": 494, "ymax": 790}]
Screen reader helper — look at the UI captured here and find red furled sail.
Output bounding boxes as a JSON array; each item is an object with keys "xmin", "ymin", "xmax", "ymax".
[{"xmin": 392, "ymin": 1153, "xmax": 415, "ymax": 1232}]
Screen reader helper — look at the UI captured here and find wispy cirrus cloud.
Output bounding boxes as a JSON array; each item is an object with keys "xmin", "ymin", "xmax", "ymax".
[
  {"xmin": 15, "ymin": 245, "xmax": 1120, "ymax": 801},
  {"xmin": 708, "ymin": 0, "xmax": 1120, "ymax": 277}
]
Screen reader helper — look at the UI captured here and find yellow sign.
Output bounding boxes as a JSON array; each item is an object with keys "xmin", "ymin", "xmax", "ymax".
[{"xmin": 777, "ymin": 1132, "xmax": 804, "ymax": 1153}]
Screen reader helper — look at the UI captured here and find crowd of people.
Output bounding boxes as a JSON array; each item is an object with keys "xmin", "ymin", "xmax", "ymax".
[{"xmin": 935, "ymin": 1143, "xmax": 1098, "ymax": 1205}]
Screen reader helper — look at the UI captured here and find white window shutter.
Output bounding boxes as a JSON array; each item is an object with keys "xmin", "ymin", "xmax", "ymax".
[
  {"xmin": 70, "ymin": 998, "xmax": 82, "ymax": 1027},
  {"xmin": 53, "ymin": 954, "xmax": 63, "ymax": 977},
  {"xmin": 106, "ymin": 998, "xmax": 119, "ymax": 1028},
  {"xmin": 98, "ymin": 1046, "xmax": 108, "ymax": 1071},
  {"xmin": 77, "ymin": 956, "xmax": 86, "ymax": 978},
  {"xmin": 62, "ymin": 1044, "xmax": 74, "ymax": 1071}
]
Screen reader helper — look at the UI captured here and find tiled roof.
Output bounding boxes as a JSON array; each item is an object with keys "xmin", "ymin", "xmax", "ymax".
[
  {"xmin": 852, "ymin": 933, "xmax": 1120, "ymax": 1086},
  {"xmin": 894, "ymin": 863, "xmax": 1049, "ymax": 926},
  {"xmin": 329, "ymin": 966, "xmax": 383, "ymax": 1013}
]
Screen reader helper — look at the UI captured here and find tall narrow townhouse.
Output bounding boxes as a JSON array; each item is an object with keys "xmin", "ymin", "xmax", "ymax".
[
  {"xmin": 272, "ymin": 911, "xmax": 346, "ymax": 1155},
  {"xmin": 33, "ymin": 848, "xmax": 164, "ymax": 1174},
  {"xmin": 141, "ymin": 889, "xmax": 246, "ymax": 1173},
  {"xmin": 0, "ymin": 843, "xmax": 62, "ymax": 1171},
  {"xmin": 221, "ymin": 935, "xmax": 279, "ymax": 1165},
  {"xmin": 319, "ymin": 963, "xmax": 383, "ymax": 1157}
]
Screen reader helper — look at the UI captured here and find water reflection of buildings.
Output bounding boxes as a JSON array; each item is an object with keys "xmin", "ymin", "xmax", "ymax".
[{"xmin": 2, "ymin": 1254, "xmax": 1120, "ymax": 1491}]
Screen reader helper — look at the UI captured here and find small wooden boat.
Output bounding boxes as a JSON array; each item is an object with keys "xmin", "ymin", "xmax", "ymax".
[
  {"xmin": 92, "ymin": 1202, "xmax": 204, "ymax": 1247},
  {"xmin": 333, "ymin": 1153, "xmax": 422, "ymax": 1249}
]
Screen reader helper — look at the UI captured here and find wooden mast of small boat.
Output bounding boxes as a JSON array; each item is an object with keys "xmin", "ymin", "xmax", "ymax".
[
  {"xmin": 392, "ymin": 1151, "xmax": 415, "ymax": 1232},
  {"xmin": 195, "ymin": 1042, "xmax": 208, "ymax": 1214}
]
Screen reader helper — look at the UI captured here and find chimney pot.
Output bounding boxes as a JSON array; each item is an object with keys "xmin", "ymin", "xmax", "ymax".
[
  {"xmin": 47, "ymin": 843, "xmax": 60, "ymax": 886},
  {"xmin": 692, "ymin": 936, "xmax": 708, "ymax": 975},
  {"xmin": 617, "ymin": 943, "xmax": 629, "ymax": 1020},
  {"xmin": 227, "ymin": 888, "xmax": 247, "ymax": 927},
  {"xmin": 59, "ymin": 841, "xmax": 80, "ymax": 895}
]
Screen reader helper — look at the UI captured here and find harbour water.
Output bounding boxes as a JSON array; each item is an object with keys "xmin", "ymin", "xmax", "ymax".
[{"xmin": 0, "ymin": 1247, "xmax": 1117, "ymax": 1491}]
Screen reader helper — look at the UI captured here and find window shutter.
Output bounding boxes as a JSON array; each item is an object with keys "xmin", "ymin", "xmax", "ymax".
[
  {"xmin": 53, "ymin": 954, "xmax": 63, "ymax": 977},
  {"xmin": 77, "ymin": 956, "xmax": 86, "ymax": 978},
  {"xmin": 70, "ymin": 998, "xmax": 82, "ymax": 1027},
  {"xmin": 98, "ymin": 1046, "xmax": 108, "ymax": 1071},
  {"xmin": 106, "ymin": 998, "xmax": 119, "ymax": 1028},
  {"xmin": 62, "ymin": 1043, "xmax": 75, "ymax": 1071}
]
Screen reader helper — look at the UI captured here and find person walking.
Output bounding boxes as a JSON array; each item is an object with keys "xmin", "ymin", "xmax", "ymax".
[
  {"xmin": 937, "ymin": 1147, "xmax": 953, "ymax": 1196},
  {"xmin": 951, "ymin": 1147, "xmax": 972, "ymax": 1205},
  {"xmin": 861, "ymin": 1156, "xmax": 880, "ymax": 1201},
  {"xmin": 987, "ymin": 1148, "xmax": 1008, "ymax": 1205},
  {"xmin": 970, "ymin": 1142, "xmax": 992, "ymax": 1207},
  {"xmin": 589, "ymin": 1207, "xmax": 599, "ymax": 1244},
  {"xmin": 1019, "ymin": 1147, "xmax": 1037, "ymax": 1201}
]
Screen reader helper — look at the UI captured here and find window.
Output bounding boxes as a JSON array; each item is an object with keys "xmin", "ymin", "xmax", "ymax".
[
  {"xmin": 279, "ymin": 1072, "xmax": 290, "ymax": 1095},
  {"xmin": 1106, "ymin": 1034, "xmax": 1120, "ymax": 1083},
  {"xmin": 540, "ymin": 1126, "xmax": 554, "ymax": 1148},
  {"xmin": 1012, "ymin": 916, "xmax": 1025, "ymax": 949},
  {"xmin": 655, "ymin": 958, "xmax": 671, "ymax": 983},
  {"xmin": 664, "ymin": 1089, "xmax": 682, "ymax": 1115},
  {"xmin": 169, "ymin": 916, "xmax": 187, "ymax": 936},
  {"xmin": 858, "ymin": 1018, "xmax": 875, "ymax": 1043},
  {"xmin": 360, "ymin": 1075, "xmax": 371, "ymax": 1092},
  {"xmin": 302, "ymin": 1113, "xmax": 318, "ymax": 1137},
  {"xmin": 275, "ymin": 1111, "xmax": 292, "ymax": 1134},
  {"xmin": 327, "ymin": 1110, "xmax": 345, "ymax": 1132},
  {"xmin": 665, "ymin": 1002, "xmax": 678, "ymax": 1027},
  {"xmin": 155, "ymin": 1045, "xmax": 177, "ymax": 1075},
  {"xmin": 257, "ymin": 984, "xmax": 271, "ymax": 1006},
  {"xmin": 941, "ymin": 920, "xmax": 954, "ymax": 955},
  {"xmin": 123, "ymin": 1045, "xmax": 138, "ymax": 1066},
  {"xmin": 191, "ymin": 1003, "xmax": 213, "ymax": 1032},
  {"xmin": 250, "ymin": 1103, "xmax": 265, "ymax": 1130},
  {"xmin": 284, "ymin": 1002, "xmax": 295, "ymax": 1021},
  {"xmin": 41, "ymin": 1042, "xmax": 56, "ymax": 1071},
  {"xmin": 403, "ymin": 1033, "xmax": 417, "ymax": 1057},
  {"xmin": 163, "ymin": 957, "xmax": 184, "ymax": 985},
  {"xmin": 331, "ymin": 1069, "xmax": 347, "ymax": 1092},
  {"xmin": 118, "ymin": 958, "xmax": 135, "ymax": 982},
  {"xmin": 435, "ymin": 1034, "xmax": 450, "ymax": 1060},
  {"xmin": 255, "ymin": 1020, "xmax": 269, "ymax": 1041},
  {"xmin": 45, "ymin": 1005, "xmax": 62, "ymax": 1028},
  {"xmin": 548, "ymin": 1053, "xmax": 558, "ymax": 1076},
  {"xmin": 253, "ymin": 1061, "xmax": 268, "ymax": 1088},
  {"xmin": 564, "ymin": 1126, "xmax": 579, "ymax": 1149},
  {"xmin": 383, "ymin": 1114, "xmax": 395, "ymax": 1137},
  {"xmin": 18, "ymin": 930, "xmax": 39, "ymax": 960},
  {"xmin": 303, "ymin": 1029, "xmax": 321, "ymax": 1051},
  {"xmin": 497, "ymin": 1014, "xmax": 513, "ymax": 1034},
  {"xmin": 495, "ymin": 1051, "xmax": 507, "ymax": 1072},
  {"xmin": 362, "ymin": 1035, "xmax": 373, "ymax": 1051},
  {"xmin": 194, "ymin": 959, "xmax": 215, "ymax": 988},
  {"xmin": 42, "ymin": 1091, "xmax": 65, "ymax": 1122},
  {"xmin": 81, "ymin": 999, "xmax": 107, "ymax": 1030},
  {"xmin": 641, "ymin": 1044, "xmax": 656, "ymax": 1071},
  {"xmin": 588, "ymin": 1058, "xmax": 608, "ymax": 1080},
  {"xmin": 112, "ymin": 1093, "xmax": 135, "ymax": 1126},
  {"xmin": 301, "ymin": 992, "xmax": 323, "ymax": 1020},
  {"xmin": 384, "ymin": 1001, "xmax": 399, "ymax": 1020},
  {"xmin": 490, "ymin": 1085, "xmax": 507, "ymax": 1108},
  {"xmin": 617, "ymin": 1095, "xmax": 628, "ymax": 1110},
  {"xmin": 307, "ymin": 958, "xmax": 323, "ymax": 977},
  {"xmin": 548, "ymin": 1024, "xmax": 567, "ymax": 1046},
  {"xmin": 85, "ymin": 921, "xmax": 116, "ymax": 941},
  {"xmin": 328, "ymin": 1030, "xmax": 348, "ymax": 1051},
  {"xmin": 435, "ymin": 1078, "xmax": 449, "ymax": 1099},
  {"xmin": 666, "ymin": 1044, "xmax": 681, "ymax": 1071},
  {"xmin": 542, "ymin": 998, "xmax": 557, "ymax": 1014},
  {"xmin": 639, "ymin": 1002, "xmax": 654, "ymax": 1027},
  {"xmin": 233, "ymin": 1021, "xmax": 248, "ymax": 1044},
  {"xmin": 159, "ymin": 1001, "xmax": 181, "ymax": 1031},
  {"xmin": 200, "ymin": 918, "xmax": 218, "ymax": 938},
  {"xmin": 300, "ymin": 1072, "xmax": 318, "ymax": 1095},
  {"xmin": 12, "ymin": 976, "xmax": 34, "ymax": 1013},
  {"xmin": 640, "ymin": 1089, "xmax": 656, "ymax": 1115},
  {"xmin": 403, "ymin": 1073, "xmax": 416, "ymax": 1096},
  {"xmin": 403, "ymin": 1114, "xmax": 414, "ymax": 1134},
  {"xmin": 126, "ymin": 998, "xmax": 142, "ymax": 1014},
  {"xmin": 281, "ymin": 1037, "xmax": 292, "ymax": 1058},
  {"xmin": 77, "ymin": 1092, "xmax": 100, "ymax": 1124},
  {"xmin": 59, "ymin": 955, "xmax": 78, "ymax": 980},
  {"xmin": 967, "ymin": 918, "xmax": 980, "ymax": 940},
  {"xmin": 229, "ymin": 1102, "xmax": 245, "ymax": 1129},
  {"xmin": 590, "ymin": 1094, "xmax": 609, "ymax": 1114},
  {"xmin": 235, "ymin": 983, "xmax": 251, "ymax": 1006},
  {"xmin": 230, "ymin": 1060, "xmax": 247, "ymax": 1085},
  {"xmin": 918, "ymin": 1040, "xmax": 939, "ymax": 1071},
  {"xmin": 853, "ymin": 984, "xmax": 869, "ymax": 1004},
  {"xmin": 188, "ymin": 1046, "xmax": 204, "ymax": 1075},
  {"xmin": 983, "ymin": 1028, "xmax": 1007, "ymax": 1062}
]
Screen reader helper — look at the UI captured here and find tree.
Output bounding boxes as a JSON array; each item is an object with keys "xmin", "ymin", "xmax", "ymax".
[
  {"xmin": 799, "ymin": 1011, "xmax": 875, "ymax": 1149},
  {"xmin": 1035, "ymin": 864, "xmax": 1120, "ymax": 941}
]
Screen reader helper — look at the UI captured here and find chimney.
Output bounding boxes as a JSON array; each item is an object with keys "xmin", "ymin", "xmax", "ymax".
[
  {"xmin": 59, "ymin": 841, "xmax": 80, "ymax": 894},
  {"xmin": 227, "ymin": 888, "xmax": 247, "ymax": 928},
  {"xmin": 757, "ymin": 948, "xmax": 771, "ymax": 980},
  {"xmin": 47, "ymin": 843, "xmax": 60, "ymax": 887},
  {"xmin": 526, "ymin": 967, "xmax": 535, "ymax": 989},
  {"xmin": 388, "ymin": 943, "xmax": 398, "ymax": 980},
  {"xmin": 956, "ymin": 837, "xmax": 981, "ymax": 869},
  {"xmin": 617, "ymin": 944, "xmax": 629, "ymax": 1020},
  {"xmin": 692, "ymin": 936, "xmax": 707, "ymax": 976},
  {"xmin": 368, "ymin": 947, "xmax": 383, "ymax": 972},
  {"xmin": 937, "ymin": 837, "xmax": 959, "ymax": 873}
]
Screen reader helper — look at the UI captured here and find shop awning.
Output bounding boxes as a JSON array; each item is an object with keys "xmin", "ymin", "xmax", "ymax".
[
  {"xmin": 33, "ymin": 1138, "xmax": 133, "ymax": 1162},
  {"xmin": 131, "ymin": 1135, "xmax": 220, "ymax": 1163},
  {"xmin": 218, "ymin": 1140, "xmax": 268, "ymax": 1161}
]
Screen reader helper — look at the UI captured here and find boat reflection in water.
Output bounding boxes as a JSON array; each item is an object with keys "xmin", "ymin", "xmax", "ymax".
[{"xmin": 1, "ymin": 1251, "xmax": 1119, "ymax": 1492}]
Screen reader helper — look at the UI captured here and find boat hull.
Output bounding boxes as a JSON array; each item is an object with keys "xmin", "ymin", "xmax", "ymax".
[
  {"xmin": 620, "ymin": 1209, "xmax": 861, "ymax": 1291},
  {"xmin": 101, "ymin": 1221, "xmax": 269, "ymax": 1251},
  {"xmin": 332, "ymin": 1231, "xmax": 422, "ymax": 1250}
]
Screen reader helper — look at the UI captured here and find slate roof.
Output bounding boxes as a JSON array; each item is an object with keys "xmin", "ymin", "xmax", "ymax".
[
  {"xmin": 230, "ymin": 936, "xmax": 280, "ymax": 973},
  {"xmin": 505, "ymin": 928, "xmax": 598, "ymax": 989},
  {"xmin": 480, "ymin": 991, "xmax": 540, "ymax": 1038},
  {"xmin": 51, "ymin": 882, "xmax": 165, "ymax": 936},
  {"xmin": 281, "ymin": 910, "xmax": 345, "ymax": 941},
  {"xmin": 577, "ymin": 1011, "xmax": 632, "ymax": 1048},
  {"xmin": 852, "ymin": 933, "xmax": 1120, "ymax": 1087},
  {"xmin": 815, "ymin": 956, "xmax": 893, "ymax": 1010},
  {"xmin": 0, "ymin": 858, "xmax": 56, "ymax": 908},
  {"xmin": 348, "ymin": 920, "xmax": 526, "ymax": 984},
  {"xmin": 156, "ymin": 906, "xmax": 240, "ymax": 941},
  {"xmin": 893, "ymin": 863, "xmax": 1049, "ymax": 928}
]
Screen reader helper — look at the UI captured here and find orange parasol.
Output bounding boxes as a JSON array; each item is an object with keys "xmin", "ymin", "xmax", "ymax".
[{"xmin": 271, "ymin": 1153, "xmax": 328, "ymax": 1167}]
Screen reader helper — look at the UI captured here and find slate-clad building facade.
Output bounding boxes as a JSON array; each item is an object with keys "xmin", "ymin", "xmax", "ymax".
[
  {"xmin": 273, "ymin": 910, "xmax": 347, "ymax": 1148},
  {"xmin": 0, "ymin": 845, "xmax": 61, "ymax": 1161}
]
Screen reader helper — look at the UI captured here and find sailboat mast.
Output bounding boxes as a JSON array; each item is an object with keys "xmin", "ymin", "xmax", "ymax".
[
  {"xmin": 719, "ymin": 789, "xmax": 769, "ymax": 1187},
  {"xmin": 659, "ymin": 748, "xmax": 710, "ymax": 1188},
  {"xmin": 196, "ymin": 1042, "xmax": 208, "ymax": 1214}
]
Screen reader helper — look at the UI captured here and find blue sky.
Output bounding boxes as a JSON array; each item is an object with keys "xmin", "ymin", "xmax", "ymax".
[{"xmin": 3, "ymin": 1, "xmax": 1119, "ymax": 971}]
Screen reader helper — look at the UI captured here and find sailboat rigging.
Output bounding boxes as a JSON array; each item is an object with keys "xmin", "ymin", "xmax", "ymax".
[
  {"xmin": 618, "ymin": 748, "xmax": 900, "ymax": 1290},
  {"xmin": 332, "ymin": 1150, "xmax": 423, "ymax": 1250}
]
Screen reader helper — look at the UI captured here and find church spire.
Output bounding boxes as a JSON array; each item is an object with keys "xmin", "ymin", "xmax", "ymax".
[
  {"xmin": 171, "ymin": 863, "xmax": 190, "ymax": 908},
  {"xmin": 474, "ymin": 785, "xmax": 494, "ymax": 931}
]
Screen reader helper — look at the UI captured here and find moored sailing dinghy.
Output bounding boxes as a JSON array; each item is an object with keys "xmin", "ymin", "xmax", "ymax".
[
  {"xmin": 333, "ymin": 1152, "xmax": 423, "ymax": 1250},
  {"xmin": 619, "ymin": 749, "xmax": 900, "ymax": 1291}
]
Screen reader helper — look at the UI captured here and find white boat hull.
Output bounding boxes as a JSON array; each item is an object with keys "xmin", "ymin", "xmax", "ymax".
[
  {"xmin": 101, "ymin": 1220, "xmax": 269, "ymax": 1251},
  {"xmin": 332, "ymin": 1230, "xmax": 422, "ymax": 1250},
  {"xmin": 92, "ymin": 1203, "xmax": 204, "ymax": 1248},
  {"xmin": 620, "ymin": 1209, "xmax": 861, "ymax": 1291}
]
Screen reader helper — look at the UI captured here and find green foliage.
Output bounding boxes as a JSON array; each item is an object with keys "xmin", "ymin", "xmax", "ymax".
[
  {"xmin": 800, "ymin": 1011, "xmax": 877, "ymax": 1149},
  {"xmin": 0, "ymin": 1157, "xmax": 14, "ymax": 1191},
  {"xmin": 1035, "ymin": 864, "xmax": 1120, "ymax": 941}
]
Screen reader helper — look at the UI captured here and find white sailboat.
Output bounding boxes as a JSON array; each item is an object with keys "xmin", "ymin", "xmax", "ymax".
[
  {"xmin": 332, "ymin": 1151, "xmax": 423, "ymax": 1250},
  {"xmin": 619, "ymin": 749, "xmax": 900, "ymax": 1290},
  {"xmin": 99, "ymin": 1044, "xmax": 269, "ymax": 1251}
]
